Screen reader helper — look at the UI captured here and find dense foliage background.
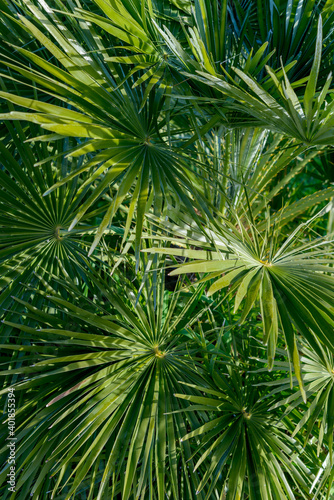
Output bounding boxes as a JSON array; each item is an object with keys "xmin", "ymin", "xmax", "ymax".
[{"xmin": 1, "ymin": 0, "xmax": 334, "ymax": 498}]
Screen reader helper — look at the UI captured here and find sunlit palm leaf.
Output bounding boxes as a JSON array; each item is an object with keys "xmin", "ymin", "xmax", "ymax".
[
  {"xmin": 0, "ymin": 264, "xmax": 212, "ymax": 499},
  {"xmin": 145, "ymin": 204, "xmax": 334, "ymax": 399},
  {"xmin": 268, "ymin": 341, "xmax": 334, "ymax": 466}
]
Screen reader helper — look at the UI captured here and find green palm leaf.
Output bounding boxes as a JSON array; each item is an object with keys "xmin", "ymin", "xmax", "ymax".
[
  {"xmin": 0, "ymin": 122, "xmax": 107, "ymax": 318},
  {"xmin": 176, "ymin": 350, "xmax": 318, "ymax": 499},
  {"xmin": 1, "ymin": 1, "xmax": 334, "ymax": 498},
  {"xmin": 0, "ymin": 262, "xmax": 212, "ymax": 499},
  {"xmin": 184, "ymin": 17, "xmax": 334, "ymax": 146},
  {"xmin": 145, "ymin": 205, "xmax": 334, "ymax": 399},
  {"xmin": 268, "ymin": 342, "xmax": 334, "ymax": 465}
]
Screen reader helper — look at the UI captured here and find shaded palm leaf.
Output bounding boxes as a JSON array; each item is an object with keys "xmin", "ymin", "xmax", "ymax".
[
  {"xmin": 0, "ymin": 121, "xmax": 108, "ymax": 316},
  {"xmin": 230, "ymin": 0, "xmax": 334, "ymax": 84},
  {"xmin": 189, "ymin": 126, "xmax": 321, "ymax": 217}
]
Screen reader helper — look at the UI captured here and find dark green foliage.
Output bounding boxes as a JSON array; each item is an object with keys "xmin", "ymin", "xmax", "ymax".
[{"xmin": 0, "ymin": 1, "xmax": 334, "ymax": 499}]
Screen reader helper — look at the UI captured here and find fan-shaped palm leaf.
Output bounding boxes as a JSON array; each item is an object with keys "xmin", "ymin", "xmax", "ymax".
[
  {"xmin": 184, "ymin": 17, "xmax": 334, "ymax": 146},
  {"xmin": 176, "ymin": 354, "xmax": 319, "ymax": 499},
  {"xmin": 268, "ymin": 341, "xmax": 334, "ymax": 465},
  {"xmin": 145, "ymin": 204, "xmax": 334, "ymax": 399},
  {"xmin": 0, "ymin": 262, "xmax": 214, "ymax": 499},
  {"xmin": 0, "ymin": 121, "xmax": 106, "ymax": 317}
]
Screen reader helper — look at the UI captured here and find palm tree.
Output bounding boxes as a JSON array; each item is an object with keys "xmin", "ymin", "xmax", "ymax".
[{"xmin": 1, "ymin": 1, "xmax": 334, "ymax": 499}]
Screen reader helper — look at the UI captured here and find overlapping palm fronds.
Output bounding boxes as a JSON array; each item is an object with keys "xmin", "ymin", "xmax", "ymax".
[
  {"xmin": 1, "ymin": 1, "xmax": 334, "ymax": 499},
  {"xmin": 0, "ymin": 0, "xmax": 213, "ymax": 258},
  {"xmin": 0, "ymin": 264, "xmax": 213, "ymax": 499},
  {"xmin": 145, "ymin": 204, "xmax": 334, "ymax": 398}
]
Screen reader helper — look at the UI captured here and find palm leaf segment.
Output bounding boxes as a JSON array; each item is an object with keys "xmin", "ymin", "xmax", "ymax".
[
  {"xmin": 0, "ymin": 267, "xmax": 211, "ymax": 499},
  {"xmin": 228, "ymin": 0, "xmax": 334, "ymax": 83},
  {"xmin": 188, "ymin": 125, "xmax": 331, "ymax": 222},
  {"xmin": 268, "ymin": 342, "xmax": 334, "ymax": 470}
]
